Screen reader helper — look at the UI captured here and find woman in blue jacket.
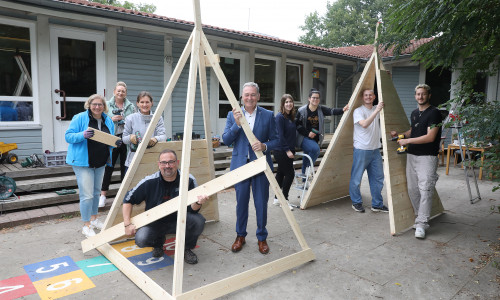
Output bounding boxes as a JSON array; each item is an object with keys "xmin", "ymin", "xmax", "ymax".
[{"xmin": 65, "ymin": 94, "xmax": 120, "ymax": 238}]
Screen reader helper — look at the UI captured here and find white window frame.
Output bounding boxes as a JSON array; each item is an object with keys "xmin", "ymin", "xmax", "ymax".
[
  {"xmin": 312, "ymin": 63, "xmax": 334, "ymax": 107},
  {"xmin": 255, "ymin": 54, "xmax": 280, "ymax": 112},
  {"xmin": 286, "ymin": 60, "xmax": 304, "ymax": 105},
  {"xmin": 216, "ymin": 49, "xmax": 247, "ymax": 111},
  {"xmin": 0, "ymin": 17, "xmax": 39, "ymax": 127}
]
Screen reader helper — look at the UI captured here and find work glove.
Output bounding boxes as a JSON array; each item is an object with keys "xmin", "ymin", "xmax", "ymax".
[
  {"xmin": 115, "ymin": 139, "xmax": 123, "ymax": 147},
  {"xmin": 148, "ymin": 138, "xmax": 158, "ymax": 147},
  {"xmin": 83, "ymin": 129, "xmax": 94, "ymax": 139},
  {"xmin": 130, "ymin": 134, "xmax": 137, "ymax": 144}
]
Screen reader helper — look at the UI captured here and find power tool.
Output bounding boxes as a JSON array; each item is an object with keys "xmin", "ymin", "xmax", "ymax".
[
  {"xmin": 391, "ymin": 134, "xmax": 407, "ymax": 154},
  {"xmin": 112, "ymin": 108, "xmax": 125, "ymax": 126},
  {"xmin": 130, "ymin": 131, "xmax": 142, "ymax": 152}
]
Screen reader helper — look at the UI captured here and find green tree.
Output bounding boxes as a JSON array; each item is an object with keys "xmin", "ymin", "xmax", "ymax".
[
  {"xmin": 380, "ymin": 0, "xmax": 500, "ymax": 190},
  {"xmin": 299, "ymin": 0, "xmax": 390, "ymax": 47},
  {"xmin": 89, "ymin": 0, "xmax": 156, "ymax": 14}
]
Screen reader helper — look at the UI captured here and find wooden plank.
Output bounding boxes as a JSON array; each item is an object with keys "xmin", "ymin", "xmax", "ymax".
[
  {"xmin": 375, "ymin": 52, "xmax": 444, "ymax": 235},
  {"xmin": 176, "ymin": 248, "xmax": 315, "ymax": 300},
  {"xmin": 172, "ymin": 25, "xmax": 201, "ymax": 296},
  {"xmin": 204, "ymin": 54, "xmax": 219, "ymax": 66},
  {"xmin": 301, "ymin": 53, "xmax": 377, "ymax": 209},
  {"xmin": 89, "ymin": 127, "xmax": 120, "ymax": 147},
  {"xmin": 97, "ymin": 243, "xmax": 173, "ymax": 300},
  {"xmin": 82, "ymin": 157, "xmax": 267, "ymax": 253},
  {"xmin": 102, "ymin": 32, "xmax": 194, "ymax": 230}
]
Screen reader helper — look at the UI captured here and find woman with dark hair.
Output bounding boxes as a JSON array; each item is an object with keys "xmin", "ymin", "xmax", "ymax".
[
  {"xmin": 100, "ymin": 81, "xmax": 135, "ymax": 207},
  {"xmin": 122, "ymin": 91, "xmax": 166, "ymax": 168},
  {"xmin": 295, "ymin": 89, "xmax": 349, "ymax": 180},
  {"xmin": 65, "ymin": 94, "xmax": 121, "ymax": 237},
  {"xmin": 273, "ymin": 94, "xmax": 296, "ymax": 210}
]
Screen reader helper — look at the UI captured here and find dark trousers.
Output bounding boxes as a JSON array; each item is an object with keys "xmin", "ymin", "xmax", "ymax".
[
  {"xmin": 135, "ymin": 213, "xmax": 206, "ymax": 249},
  {"xmin": 274, "ymin": 150, "xmax": 294, "ymax": 200},
  {"xmin": 101, "ymin": 141, "xmax": 127, "ymax": 191}
]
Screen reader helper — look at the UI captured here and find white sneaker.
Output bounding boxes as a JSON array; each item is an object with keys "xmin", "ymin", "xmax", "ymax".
[
  {"xmin": 288, "ymin": 203, "xmax": 294, "ymax": 211},
  {"xmin": 82, "ymin": 225, "xmax": 96, "ymax": 237},
  {"xmin": 273, "ymin": 197, "xmax": 280, "ymax": 206},
  {"xmin": 98, "ymin": 195, "xmax": 106, "ymax": 207},
  {"xmin": 90, "ymin": 219, "xmax": 104, "ymax": 230},
  {"xmin": 415, "ymin": 227, "xmax": 425, "ymax": 239}
]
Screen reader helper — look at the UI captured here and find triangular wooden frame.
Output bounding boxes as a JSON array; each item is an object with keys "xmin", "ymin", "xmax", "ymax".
[
  {"xmin": 81, "ymin": 1, "xmax": 314, "ymax": 298},
  {"xmin": 300, "ymin": 27, "xmax": 443, "ymax": 234}
]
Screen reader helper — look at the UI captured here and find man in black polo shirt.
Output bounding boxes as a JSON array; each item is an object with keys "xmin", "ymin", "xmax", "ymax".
[
  {"xmin": 122, "ymin": 149, "xmax": 208, "ymax": 264},
  {"xmin": 391, "ymin": 84, "xmax": 442, "ymax": 239}
]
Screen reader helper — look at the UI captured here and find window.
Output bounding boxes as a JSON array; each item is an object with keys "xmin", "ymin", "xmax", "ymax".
[
  {"xmin": 0, "ymin": 21, "xmax": 36, "ymax": 122},
  {"xmin": 218, "ymin": 57, "xmax": 240, "ymax": 118},
  {"xmin": 312, "ymin": 67, "xmax": 328, "ymax": 105},
  {"xmin": 286, "ymin": 63, "xmax": 303, "ymax": 103},
  {"xmin": 254, "ymin": 58, "xmax": 276, "ymax": 110}
]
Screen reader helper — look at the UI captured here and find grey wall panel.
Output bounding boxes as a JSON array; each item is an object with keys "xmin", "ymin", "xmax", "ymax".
[
  {"xmin": 171, "ymin": 37, "xmax": 208, "ymax": 139},
  {"xmin": 116, "ymin": 30, "xmax": 164, "ymax": 115},
  {"xmin": 392, "ymin": 66, "xmax": 420, "ymax": 120},
  {"xmin": 1, "ymin": 129, "xmax": 43, "ymax": 159},
  {"xmin": 333, "ymin": 64, "xmax": 354, "ymax": 131}
]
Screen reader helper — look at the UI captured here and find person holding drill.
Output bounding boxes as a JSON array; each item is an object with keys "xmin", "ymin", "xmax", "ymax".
[
  {"xmin": 122, "ymin": 91, "xmax": 166, "ymax": 169},
  {"xmin": 390, "ymin": 84, "xmax": 442, "ymax": 239},
  {"xmin": 100, "ymin": 81, "xmax": 135, "ymax": 207}
]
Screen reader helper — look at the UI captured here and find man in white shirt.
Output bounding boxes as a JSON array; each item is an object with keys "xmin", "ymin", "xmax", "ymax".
[{"xmin": 349, "ymin": 89, "xmax": 387, "ymax": 213}]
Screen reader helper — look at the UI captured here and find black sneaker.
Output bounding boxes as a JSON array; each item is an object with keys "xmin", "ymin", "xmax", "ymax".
[
  {"xmin": 371, "ymin": 205, "xmax": 389, "ymax": 212},
  {"xmin": 152, "ymin": 247, "xmax": 164, "ymax": 258},
  {"xmin": 352, "ymin": 203, "xmax": 365, "ymax": 213},
  {"xmin": 184, "ymin": 249, "xmax": 198, "ymax": 264}
]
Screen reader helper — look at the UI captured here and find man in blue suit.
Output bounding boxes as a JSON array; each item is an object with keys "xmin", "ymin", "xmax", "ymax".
[{"xmin": 222, "ymin": 82, "xmax": 279, "ymax": 254}]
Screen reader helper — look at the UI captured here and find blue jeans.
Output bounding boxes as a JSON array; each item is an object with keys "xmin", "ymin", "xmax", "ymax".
[
  {"xmin": 72, "ymin": 166, "xmax": 105, "ymax": 222},
  {"xmin": 349, "ymin": 148, "xmax": 384, "ymax": 207},
  {"xmin": 300, "ymin": 137, "xmax": 320, "ymax": 174}
]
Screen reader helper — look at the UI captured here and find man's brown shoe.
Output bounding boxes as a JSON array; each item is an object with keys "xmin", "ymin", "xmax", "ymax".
[
  {"xmin": 231, "ymin": 236, "xmax": 245, "ymax": 252},
  {"xmin": 258, "ymin": 240, "xmax": 269, "ymax": 254}
]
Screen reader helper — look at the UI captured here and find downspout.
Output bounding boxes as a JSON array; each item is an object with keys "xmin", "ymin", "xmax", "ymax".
[{"xmin": 334, "ymin": 59, "xmax": 362, "ymax": 129}]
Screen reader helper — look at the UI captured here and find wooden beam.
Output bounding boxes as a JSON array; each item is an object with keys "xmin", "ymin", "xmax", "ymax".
[
  {"xmin": 89, "ymin": 127, "xmax": 120, "ymax": 147},
  {"xmin": 102, "ymin": 32, "xmax": 194, "ymax": 230},
  {"xmin": 97, "ymin": 243, "xmax": 173, "ymax": 300},
  {"xmin": 204, "ymin": 54, "xmax": 219, "ymax": 66},
  {"xmin": 81, "ymin": 157, "xmax": 267, "ymax": 253},
  {"xmin": 176, "ymin": 249, "xmax": 315, "ymax": 300}
]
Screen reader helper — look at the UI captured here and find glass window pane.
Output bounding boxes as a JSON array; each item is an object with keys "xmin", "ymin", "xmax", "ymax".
[
  {"xmin": 218, "ymin": 103, "xmax": 233, "ymax": 119},
  {"xmin": 254, "ymin": 58, "xmax": 276, "ymax": 103},
  {"xmin": 286, "ymin": 64, "xmax": 302, "ymax": 103},
  {"xmin": 312, "ymin": 67, "xmax": 327, "ymax": 105},
  {"xmin": 58, "ymin": 37, "xmax": 97, "ymax": 97},
  {"xmin": 219, "ymin": 57, "xmax": 240, "ymax": 100},
  {"xmin": 0, "ymin": 101, "xmax": 33, "ymax": 121},
  {"xmin": 0, "ymin": 24, "xmax": 32, "ymax": 97}
]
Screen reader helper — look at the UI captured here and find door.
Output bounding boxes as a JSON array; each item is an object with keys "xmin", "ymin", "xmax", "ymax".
[{"xmin": 50, "ymin": 27, "xmax": 105, "ymax": 151}]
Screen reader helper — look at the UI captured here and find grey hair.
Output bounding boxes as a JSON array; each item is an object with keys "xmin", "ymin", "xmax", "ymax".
[
  {"xmin": 84, "ymin": 94, "xmax": 108, "ymax": 113},
  {"xmin": 415, "ymin": 84, "xmax": 431, "ymax": 94},
  {"xmin": 242, "ymin": 82, "xmax": 259, "ymax": 94}
]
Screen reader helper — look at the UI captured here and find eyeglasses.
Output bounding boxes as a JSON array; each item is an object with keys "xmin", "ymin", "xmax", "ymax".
[
  {"xmin": 159, "ymin": 160, "xmax": 176, "ymax": 166},
  {"xmin": 91, "ymin": 103, "xmax": 104, "ymax": 107}
]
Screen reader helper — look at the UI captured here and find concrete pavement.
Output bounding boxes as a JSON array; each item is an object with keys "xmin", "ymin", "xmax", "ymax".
[{"xmin": 0, "ymin": 165, "xmax": 498, "ymax": 299}]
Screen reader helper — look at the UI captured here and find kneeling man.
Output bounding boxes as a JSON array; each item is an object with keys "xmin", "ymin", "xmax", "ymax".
[{"xmin": 122, "ymin": 149, "xmax": 208, "ymax": 264}]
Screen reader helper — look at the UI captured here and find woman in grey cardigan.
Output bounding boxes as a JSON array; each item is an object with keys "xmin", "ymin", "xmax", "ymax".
[
  {"xmin": 295, "ymin": 89, "xmax": 349, "ymax": 177},
  {"xmin": 122, "ymin": 91, "xmax": 166, "ymax": 167}
]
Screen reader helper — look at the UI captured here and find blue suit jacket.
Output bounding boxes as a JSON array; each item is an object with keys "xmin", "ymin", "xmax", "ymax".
[{"xmin": 222, "ymin": 106, "xmax": 279, "ymax": 170}]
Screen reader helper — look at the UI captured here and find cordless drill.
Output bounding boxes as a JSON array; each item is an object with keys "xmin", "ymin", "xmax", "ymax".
[
  {"xmin": 112, "ymin": 108, "xmax": 124, "ymax": 126},
  {"xmin": 130, "ymin": 131, "xmax": 142, "ymax": 152},
  {"xmin": 391, "ymin": 134, "xmax": 407, "ymax": 154}
]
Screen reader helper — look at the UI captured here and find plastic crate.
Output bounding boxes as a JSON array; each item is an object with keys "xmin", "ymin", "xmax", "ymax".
[{"xmin": 43, "ymin": 151, "xmax": 67, "ymax": 168}]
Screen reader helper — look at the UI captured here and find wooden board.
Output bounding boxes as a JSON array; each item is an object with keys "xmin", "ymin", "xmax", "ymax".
[
  {"xmin": 88, "ymin": 127, "xmax": 120, "ymax": 147},
  {"xmin": 301, "ymin": 54, "xmax": 376, "ymax": 208},
  {"xmin": 375, "ymin": 54, "xmax": 444, "ymax": 234}
]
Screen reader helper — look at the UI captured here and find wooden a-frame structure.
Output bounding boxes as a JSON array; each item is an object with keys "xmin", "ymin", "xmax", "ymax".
[
  {"xmin": 300, "ymin": 26, "xmax": 444, "ymax": 234},
  {"xmin": 81, "ymin": 1, "xmax": 314, "ymax": 298}
]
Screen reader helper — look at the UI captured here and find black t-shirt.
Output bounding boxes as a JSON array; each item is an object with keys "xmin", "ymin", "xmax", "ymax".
[
  {"xmin": 408, "ymin": 106, "xmax": 442, "ymax": 156},
  {"xmin": 306, "ymin": 107, "xmax": 320, "ymax": 142}
]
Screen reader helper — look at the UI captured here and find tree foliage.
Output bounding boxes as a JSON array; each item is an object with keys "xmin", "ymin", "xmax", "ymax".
[
  {"xmin": 299, "ymin": 0, "xmax": 390, "ymax": 48},
  {"xmin": 380, "ymin": 0, "xmax": 500, "ymax": 190},
  {"xmin": 89, "ymin": 0, "xmax": 156, "ymax": 14}
]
